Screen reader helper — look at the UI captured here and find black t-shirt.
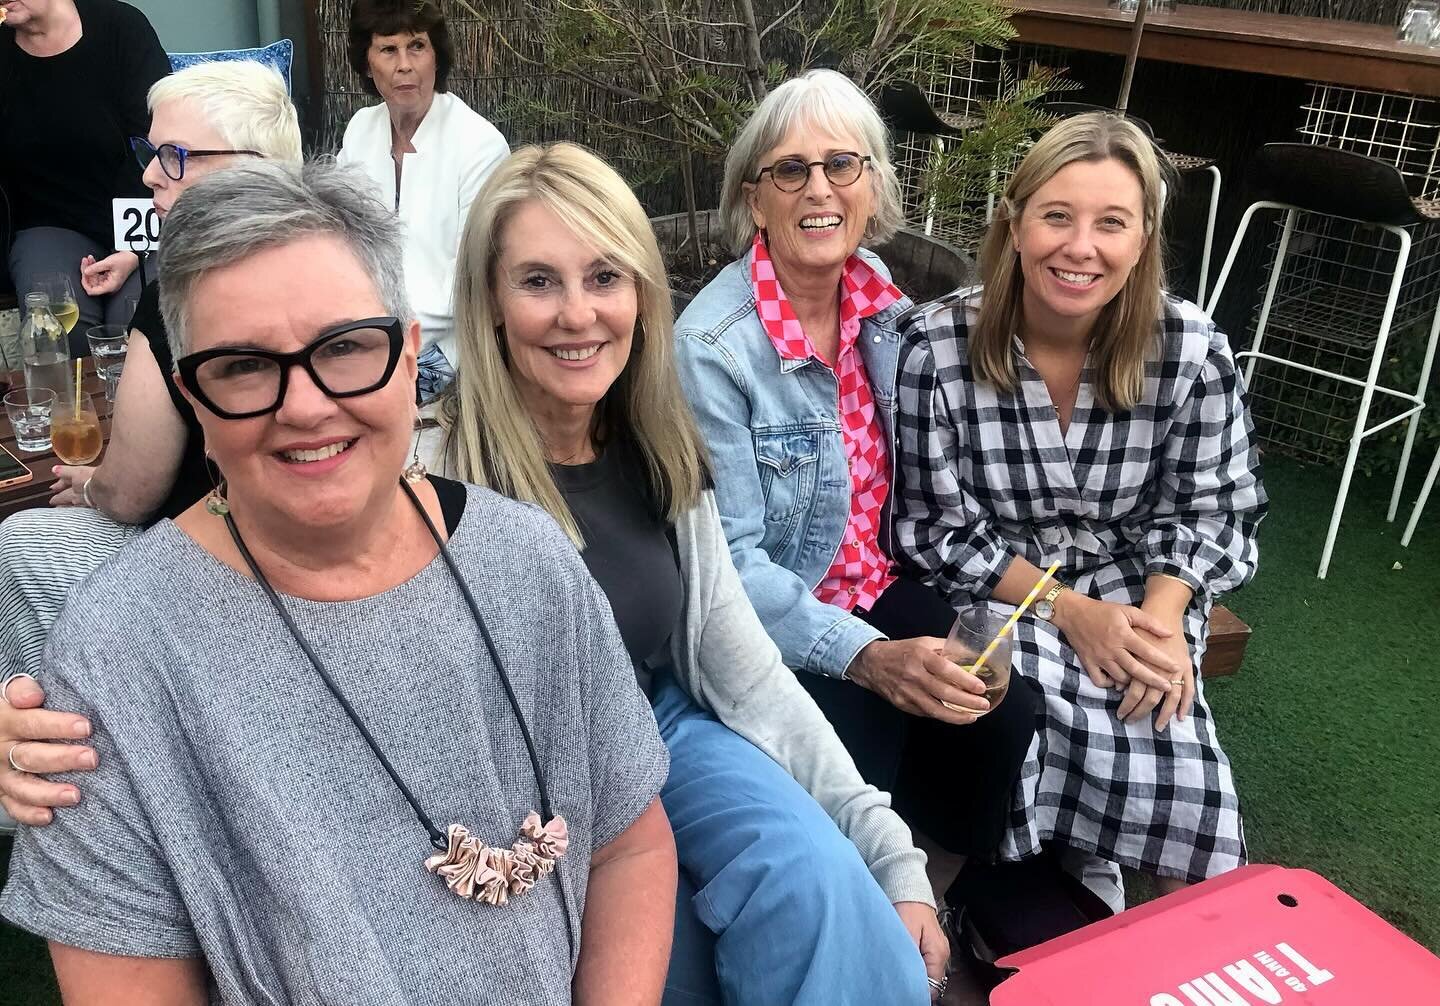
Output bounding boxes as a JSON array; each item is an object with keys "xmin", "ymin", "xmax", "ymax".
[
  {"xmin": 0, "ymin": 0, "xmax": 170, "ymax": 246},
  {"xmin": 551, "ymin": 441, "xmax": 683, "ymax": 683},
  {"xmin": 130, "ymin": 281, "xmax": 208, "ymax": 525}
]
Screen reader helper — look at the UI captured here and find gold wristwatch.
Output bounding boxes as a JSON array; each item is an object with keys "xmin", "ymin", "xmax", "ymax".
[{"xmin": 1034, "ymin": 580, "xmax": 1066, "ymax": 621}]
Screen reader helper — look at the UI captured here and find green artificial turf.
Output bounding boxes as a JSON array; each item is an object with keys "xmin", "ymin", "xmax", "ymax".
[
  {"xmin": 0, "ymin": 456, "xmax": 1436, "ymax": 1001},
  {"xmin": 1203, "ymin": 455, "xmax": 1440, "ymax": 952}
]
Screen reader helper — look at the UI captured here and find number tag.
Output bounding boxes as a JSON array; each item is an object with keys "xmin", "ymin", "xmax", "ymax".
[{"xmin": 112, "ymin": 198, "xmax": 162, "ymax": 252}]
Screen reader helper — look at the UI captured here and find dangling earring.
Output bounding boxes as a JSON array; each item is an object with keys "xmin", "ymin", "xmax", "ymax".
[
  {"xmin": 403, "ymin": 416, "xmax": 427, "ymax": 484},
  {"xmin": 203, "ymin": 454, "xmax": 230, "ymax": 516}
]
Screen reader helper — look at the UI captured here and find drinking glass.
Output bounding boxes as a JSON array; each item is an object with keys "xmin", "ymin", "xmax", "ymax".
[
  {"xmin": 943, "ymin": 606, "xmax": 1012, "ymax": 714},
  {"xmin": 33, "ymin": 273, "xmax": 80, "ymax": 336},
  {"xmin": 87, "ymin": 325, "xmax": 129, "ymax": 404},
  {"xmin": 4, "ymin": 387, "xmax": 56, "ymax": 453},
  {"xmin": 1399, "ymin": 0, "xmax": 1439, "ymax": 43},
  {"xmin": 51, "ymin": 398, "xmax": 103, "ymax": 465}
]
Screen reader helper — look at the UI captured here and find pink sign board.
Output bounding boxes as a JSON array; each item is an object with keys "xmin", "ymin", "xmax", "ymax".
[{"xmin": 991, "ymin": 865, "xmax": 1440, "ymax": 1005}]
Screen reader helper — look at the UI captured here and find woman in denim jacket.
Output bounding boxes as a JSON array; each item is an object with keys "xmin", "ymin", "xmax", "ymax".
[{"xmin": 674, "ymin": 70, "xmax": 1039, "ymax": 905}]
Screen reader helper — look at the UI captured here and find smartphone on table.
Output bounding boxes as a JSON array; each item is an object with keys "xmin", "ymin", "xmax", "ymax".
[{"xmin": 0, "ymin": 443, "xmax": 35, "ymax": 490}]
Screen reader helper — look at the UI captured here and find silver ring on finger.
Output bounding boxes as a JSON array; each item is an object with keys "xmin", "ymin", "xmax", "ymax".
[{"xmin": 6, "ymin": 742, "xmax": 24, "ymax": 774}]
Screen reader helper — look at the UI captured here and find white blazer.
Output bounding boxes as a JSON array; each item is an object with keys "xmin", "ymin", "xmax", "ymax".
[{"xmin": 339, "ymin": 91, "xmax": 509, "ymax": 365}]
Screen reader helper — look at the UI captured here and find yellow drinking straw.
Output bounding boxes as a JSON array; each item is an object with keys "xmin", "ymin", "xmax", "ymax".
[
  {"xmin": 968, "ymin": 560, "xmax": 1063, "ymax": 677},
  {"xmin": 73, "ymin": 358, "xmax": 82, "ymax": 419}
]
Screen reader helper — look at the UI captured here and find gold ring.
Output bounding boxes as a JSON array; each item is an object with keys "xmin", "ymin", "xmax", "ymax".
[
  {"xmin": 6, "ymin": 742, "xmax": 23, "ymax": 774},
  {"xmin": 1171, "ymin": 678, "xmax": 1184, "ymax": 686}
]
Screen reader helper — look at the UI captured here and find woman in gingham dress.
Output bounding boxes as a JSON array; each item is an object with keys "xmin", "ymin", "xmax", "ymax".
[{"xmin": 894, "ymin": 113, "xmax": 1265, "ymax": 890}]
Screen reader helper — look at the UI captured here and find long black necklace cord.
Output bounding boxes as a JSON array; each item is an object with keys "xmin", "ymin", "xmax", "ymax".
[{"xmin": 221, "ymin": 477, "xmax": 574, "ymax": 958}]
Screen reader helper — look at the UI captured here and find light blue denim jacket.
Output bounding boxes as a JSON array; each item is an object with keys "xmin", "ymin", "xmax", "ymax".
[{"xmin": 675, "ymin": 248, "xmax": 914, "ymax": 680}]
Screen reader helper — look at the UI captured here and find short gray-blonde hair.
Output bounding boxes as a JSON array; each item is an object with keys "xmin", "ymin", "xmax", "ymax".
[
  {"xmin": 720, "ymin": 69, "xmax": 903, "ymax": 257},
  {"xmin": 148, "ymin": 62, "xmax": 303, "ymax": 164},
  {"xmin": 158, "ymin": 160, "xmax": 411, "ymax": 360}
]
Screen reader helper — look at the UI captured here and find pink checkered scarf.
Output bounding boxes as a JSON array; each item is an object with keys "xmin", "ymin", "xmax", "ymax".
[{"xmin": 750, "ymin": 232, "xmax": 902, "ymax": 611}]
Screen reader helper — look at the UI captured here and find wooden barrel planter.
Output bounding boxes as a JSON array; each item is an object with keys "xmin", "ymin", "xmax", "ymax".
[{"xmin": 652, "ymin": 209, "xmax": 976, "ymax": 315}]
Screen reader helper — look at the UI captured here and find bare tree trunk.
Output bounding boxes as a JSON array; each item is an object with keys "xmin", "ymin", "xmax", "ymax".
[
  {"xmin": 736, "ymin": 0, "xmax": 768, "ymax": 101},
  {"xmin": 679, "ymin": 147, "xmax": 704, "ymax": 274},
  {"xmin": 1116, "ymin": 0, "xmax": 1149, "ymax": 114}
]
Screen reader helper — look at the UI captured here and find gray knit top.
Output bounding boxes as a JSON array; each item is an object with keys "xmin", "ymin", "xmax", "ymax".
[{"xmin": 1, "ymin": 484, "xmax": 669, "ymax": 1004}]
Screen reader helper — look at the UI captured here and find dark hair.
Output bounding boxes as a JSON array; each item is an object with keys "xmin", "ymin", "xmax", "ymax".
[{"xmin": 347, "ymin": 0, "xmax": 454, "ymax": 98}]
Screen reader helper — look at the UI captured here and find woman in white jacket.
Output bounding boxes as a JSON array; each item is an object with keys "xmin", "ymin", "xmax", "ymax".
[
  {"xmin": 339, "ymin": 0, "xmax": 508, "ymax": 400},
  {"xmin": 427, "ymin": 143, "xmax": 948, "ymax": 1004}
]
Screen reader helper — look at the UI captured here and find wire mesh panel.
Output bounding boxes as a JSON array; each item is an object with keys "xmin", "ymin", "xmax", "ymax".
[
  {"xmin": 1243, "ymin": 84, "xmax": 1440, "ymax": 463},
  {"xmin": 890, "ymin": 47, "xmax": 1007, "ymax": 248}
]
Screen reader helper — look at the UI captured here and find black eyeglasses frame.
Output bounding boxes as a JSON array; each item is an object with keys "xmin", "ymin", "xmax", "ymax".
[
  {"xmin": 176, "ymin": 317, "xmax": 405, "ymax": 420},
  {"xmin": 751, "ymin": 152, "xmax": 873, "ymax": 193},
  {"xmin": 129, "ymin": 136, "xmax": 264, "ymax": 182}
]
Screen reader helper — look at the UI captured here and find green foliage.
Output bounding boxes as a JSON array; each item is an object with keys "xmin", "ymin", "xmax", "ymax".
[
  {"xmin": 503, "ymin": 0, "xmax": 1069, "ymax": 255},
  {"xmin": 911, "ymin": 61, "xmax": 1071, "ymax": 250},
  {"xmin": 800, "ymin": 0, "xmax": 1018, "ymax": 91}
]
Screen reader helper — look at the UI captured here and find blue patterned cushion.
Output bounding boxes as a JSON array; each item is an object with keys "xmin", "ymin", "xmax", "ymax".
[{"xmin": 167, "ymin": 39, "xmax": 293, "ymax": 94}]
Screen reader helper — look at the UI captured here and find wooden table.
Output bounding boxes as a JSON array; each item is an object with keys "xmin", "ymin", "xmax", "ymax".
[
  {"xmin": 1013, "ymin": 0, "xmax": 1440, "ymax": 97},
  {"xmin": 1, "ymin": 365, "xmax": 110, "ymax": 522}
]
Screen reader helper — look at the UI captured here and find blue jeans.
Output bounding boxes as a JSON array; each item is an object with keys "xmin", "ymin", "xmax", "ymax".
[{"xmin": 653, "ymin": 674, "xmax": 929, "ymax": 1006}]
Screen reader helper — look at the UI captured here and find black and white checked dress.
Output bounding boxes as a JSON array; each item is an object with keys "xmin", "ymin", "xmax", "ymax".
[{"xmin": 894, "ymin": 289, "xmax": 1266, "ymax": 882}]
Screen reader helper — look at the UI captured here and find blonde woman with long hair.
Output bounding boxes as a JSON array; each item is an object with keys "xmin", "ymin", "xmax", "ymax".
[
  {"xmin": 430, "ymin": 143, "xmax": 946, "ymax": 1003},
  {"xmin": 894, "ymin": 113, "xmax": 1266, "ymax": 900}
]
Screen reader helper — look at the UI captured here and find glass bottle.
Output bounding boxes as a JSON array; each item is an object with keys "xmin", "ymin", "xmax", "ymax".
[{"xmin": 20, "ymin": 291, "xmax": 72, "ymax": 405}]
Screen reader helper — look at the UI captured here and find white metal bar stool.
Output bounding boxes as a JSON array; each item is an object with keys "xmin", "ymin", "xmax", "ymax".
[
  {"xmin": 1205, "ymin": 143, "xmax": 1440, "ymax": 578},
  {"xmin": 1400, "ymin": 447, "xmax": 1439, "ymax": 547}
]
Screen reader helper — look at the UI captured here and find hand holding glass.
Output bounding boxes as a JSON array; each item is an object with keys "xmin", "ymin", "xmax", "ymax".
[{"xmin": 944, "ymin": 606, "xmax": 1012, "ymax": 714}]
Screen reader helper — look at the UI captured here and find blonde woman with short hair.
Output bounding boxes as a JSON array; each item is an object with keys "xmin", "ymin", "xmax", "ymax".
[
  {"xmin": 895, "ymin": 112, "xmax": 1266, "ymax": 897},
  {"xmin": 431, "ymin": 142, "xmax": 946, "ymax": 1003}
]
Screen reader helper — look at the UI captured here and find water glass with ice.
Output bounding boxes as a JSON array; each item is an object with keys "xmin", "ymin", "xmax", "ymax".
[
  {"xmin": 4, "ymin": 387, "xmax": 57, "ymax": 453},
  {"xmin": 87, "ymin": 325, "xmax": 129, "ymax": 404}
]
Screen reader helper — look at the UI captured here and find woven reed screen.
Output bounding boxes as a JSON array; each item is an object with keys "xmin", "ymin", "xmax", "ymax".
[{"xmin": 318, "ymin": 0, "xmax": 796, "ymax": 213}]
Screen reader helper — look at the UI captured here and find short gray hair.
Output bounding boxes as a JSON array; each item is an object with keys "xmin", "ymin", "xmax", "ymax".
[
  {"xmin": 720, "ymin": 69, "xmax": 904, "ymax": 257},
  {"xmin": 158, "ymin": 160, "xmax": 411, "ymax": 360}
]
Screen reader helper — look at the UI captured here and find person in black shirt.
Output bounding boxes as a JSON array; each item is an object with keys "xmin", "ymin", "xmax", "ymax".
[
  {"xmin": 0, "ymin": 62, "xmax": 301, "ymax": 717},
  {"xmin": 1, "ymin": 0, "xmax": 170, "ymax": 352},
  {"xmin": 46, "ymin": 61, "xmax": 302, "ymax": 522}
]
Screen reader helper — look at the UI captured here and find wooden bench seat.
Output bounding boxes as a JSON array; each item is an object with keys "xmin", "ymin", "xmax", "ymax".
[{"xmin": 1201, "ymin": 605, "xmax": 1251, "ymax": 678}]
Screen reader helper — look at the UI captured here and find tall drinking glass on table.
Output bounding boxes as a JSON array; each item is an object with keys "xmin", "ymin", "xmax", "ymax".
[{"xmin": 87, "ymin": 325, "xmax": 129, "ymax": 404}]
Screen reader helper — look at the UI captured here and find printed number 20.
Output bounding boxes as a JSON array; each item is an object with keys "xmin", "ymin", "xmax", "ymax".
[{"xmin": 122, "ymin": 207, "xmax": 160, "ymax": 245}]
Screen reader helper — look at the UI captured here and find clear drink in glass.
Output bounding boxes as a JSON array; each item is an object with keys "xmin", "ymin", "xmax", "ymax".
[
  {"xmin": 19, "ymin": 292, "xmax": 71, "ymax": 404},
  {"xmin": 87, "ymin": 325, "xmax": 129, "ymax": 403},
  {"xmin": 4, "ymin": 387, "xmax": 56, "ymax": 453}
]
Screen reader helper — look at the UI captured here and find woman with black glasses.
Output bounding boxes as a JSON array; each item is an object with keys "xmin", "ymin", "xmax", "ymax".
[
  {"xmin": 0, "ymin": 0, "xmax": 169, "ymax": 348},
  {"xmin": 0, "ymin": 63, "xmax": 301, "ymax": 827},
  {"xmin": 1, "ymin": 158, "xmax": 677, "ymax": 1003}
]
